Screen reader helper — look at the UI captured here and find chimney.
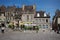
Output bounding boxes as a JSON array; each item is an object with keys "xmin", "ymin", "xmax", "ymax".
[
  {"xmin": 33, "ymin": 5, "xmax": 36, "ymax": 10},
  {"xmin": 22, "ymin": 5, "xmax": 25, "ymax": 11}
]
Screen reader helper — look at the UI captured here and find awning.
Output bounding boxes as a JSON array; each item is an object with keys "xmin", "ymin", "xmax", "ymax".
[{"xmin": 19, "ymin": 22, "xmax": 32, "ymax": 25}]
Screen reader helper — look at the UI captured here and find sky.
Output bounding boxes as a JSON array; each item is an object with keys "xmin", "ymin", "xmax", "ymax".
[{"xmin": 0, "ymin": 0, "xmax": 60, "ymax": 21}]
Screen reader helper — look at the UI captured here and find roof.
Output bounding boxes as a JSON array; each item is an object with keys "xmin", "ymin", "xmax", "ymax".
[
  {"xmin": 34, "ymin": 11, "xmax": 50, "ymax": 18},
  {"xmin": 55, "ymin": 9, "xmax": 60, "ymax": 17},
  {"xmin": 0, "ymin": 5, "xmax": 6, "ymax": 12},
  {"xmin": 15, "ymin": 8, "xmax": 22, "ymax": 12},
  {"xmin": 24, "ymin": 5, "xmax": 33, "ymax": 11},
  {"xmin": 53, "ymin": 9, "xmax": 60, "ymax": 20},
  {"xmin": 6, "ymin": 6, "xmax": 16, "ymax": 12}
]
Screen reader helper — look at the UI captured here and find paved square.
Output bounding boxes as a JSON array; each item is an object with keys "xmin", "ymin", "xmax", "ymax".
[{"xmin": 0, "ymin": 29, "xmax": 60, "ymax": 40}]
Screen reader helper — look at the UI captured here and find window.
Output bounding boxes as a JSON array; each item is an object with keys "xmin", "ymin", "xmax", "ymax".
[
  {"xmin": 45, "ymin": 25, "xmax": 48, "ymax": 28},
  {"xmin": 39, "ymin": 25, "xmax": 41, "ymax": 28},
  {"xmin": 42, "ymin": 19, "xmax": 45, "ymax": 22},
  {"xmin": 39, "ymin": 19, "xmax": 41, "ymax": 22},
  {"xmin": 37, "ymin": 13, "xmax": 40, "ymax": 17},
  {"xmin": 13, "ymin": 13, "xmax": 15, "ymax": 16},
  {"xmin": 35, "ymin": 19, "xmax": 37, "ymax": 23},
  {"xmin": 44, "ymin": 13, "xmax": 47, "ymax": 17},
  {"xmin": 43, "ymin": 25, "xmax": 45, "ymax": 29},
  {"xmin": 27, "ymin": 15, "xmax": 29, "ymax": 21},
  {"xmin": 33, "ymin": 21, "xmax": 34, "ymax": 23},
  {"xmin": 31, "ymin": 15, "xmax": 32, "ymax": 20},
  {"xmin": 46, "ymin": 19, "xmax": 48, "ymax": 23}
]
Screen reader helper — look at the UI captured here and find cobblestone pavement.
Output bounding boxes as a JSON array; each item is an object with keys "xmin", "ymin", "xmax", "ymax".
[{"xmin": 0, "ymin": 29, "xmax": 60, "ymax": 40}]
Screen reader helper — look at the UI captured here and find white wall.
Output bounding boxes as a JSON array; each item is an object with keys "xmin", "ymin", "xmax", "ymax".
[{"xmin": 58, "ymin": 18, "xmax": 60, "ymax": 24}]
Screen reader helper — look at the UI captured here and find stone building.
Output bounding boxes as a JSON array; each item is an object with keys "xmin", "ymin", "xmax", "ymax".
[
  {"xmin": 22, "ymin": 5, "xmax": 35, "ymax": 24},
  {"xmin": 0, "ymin": 5, "xmax": 50, "ymax": 29},
  {"xmin": 0, "ymin": 5, "xmax": 6, "ymax": 23},
  {"xmin": 52, "ymin": 9, "xmax": 60, "ymax": 32},
  {"xmin": 22, "ymin": 5, "xmax": 50, "ymax": 29},
  {"xmin": 34, "ymin": 11, "xmax": 50, "ymax": 29},
  {"xmin": 5, "ymin": 6, "xmax": 16, "ymax": 22}
]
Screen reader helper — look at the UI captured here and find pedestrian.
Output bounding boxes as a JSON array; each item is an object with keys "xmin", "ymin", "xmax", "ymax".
[{"xmin": 1, "ymin": 23, "xmax": 5, "ymax": 33}]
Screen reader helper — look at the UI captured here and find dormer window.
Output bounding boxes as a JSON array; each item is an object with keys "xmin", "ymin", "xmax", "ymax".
[
  {"xmin": 37, "ymin": 13, "xmax": 40, "ymax": 17},
  {"xmin": 44, "ymin": 13, "xmax": 47, "ymax": 17}
]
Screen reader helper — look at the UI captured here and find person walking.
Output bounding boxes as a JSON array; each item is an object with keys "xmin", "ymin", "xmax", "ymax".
[{"xmin": 1, "ymin": 23, "xmax": 5, "ymax": 33}]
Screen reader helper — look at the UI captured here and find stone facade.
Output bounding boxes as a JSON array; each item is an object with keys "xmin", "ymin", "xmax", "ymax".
[
  {"xmin": 22, "ymin": 5, "xmax": 35, "ymax": 23},
  {"xmin": 34, "ymin": 11, "xmax": 50, "ymax": 29},
  {"xmin": 34, "ymin": 18, "xmax": 50, "ymax": 28},
  {"xmin": 0, "ymin": 5, "xmax": 50, "ymax": 29},
  {"xmin": 22, "ymin": 13, "xmax": 34, "ymax": 22}
]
